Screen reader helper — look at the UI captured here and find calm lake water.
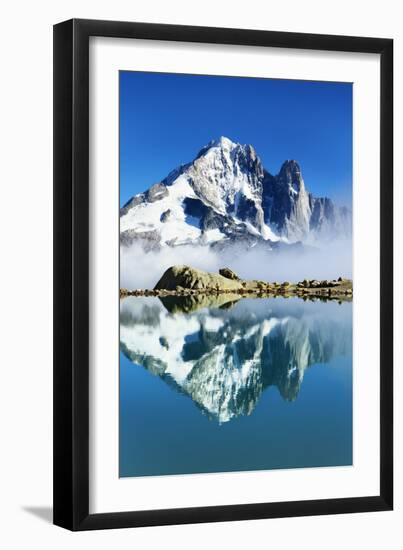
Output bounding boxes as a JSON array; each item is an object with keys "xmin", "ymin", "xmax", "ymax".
[{"xmin": 120, "ymin": 294, "xmax": 352, "ymax": 478}]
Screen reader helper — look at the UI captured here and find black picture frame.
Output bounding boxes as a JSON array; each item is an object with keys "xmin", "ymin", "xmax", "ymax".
[{"xmin": 53, "ymin": 18, "xmax": 393, "ymax": 531}]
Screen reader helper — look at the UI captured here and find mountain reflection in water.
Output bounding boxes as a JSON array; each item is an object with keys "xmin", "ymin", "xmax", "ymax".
[{"xmin": 120, "ymin": 295, "xmax": 352, "ymax": 424}]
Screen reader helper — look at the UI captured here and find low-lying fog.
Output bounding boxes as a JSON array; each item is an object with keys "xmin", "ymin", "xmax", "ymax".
[{"xmin": 120, "ymin": 239, "xmax": 352, "ymax": 290}]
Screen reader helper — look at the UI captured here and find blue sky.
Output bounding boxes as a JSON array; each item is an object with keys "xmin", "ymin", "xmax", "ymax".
[{"xmin": 120, "ymin": 71, "xmax": 352, "ymax": 208}]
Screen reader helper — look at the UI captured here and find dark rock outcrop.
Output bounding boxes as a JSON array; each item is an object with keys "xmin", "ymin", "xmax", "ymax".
[
  {"xmin": 160, "ymin": 209, "xmax": 172, "ymax": 223},
  {"xmin": 219, "ymin": 267, "xmax": 240, "ymax": 280}
]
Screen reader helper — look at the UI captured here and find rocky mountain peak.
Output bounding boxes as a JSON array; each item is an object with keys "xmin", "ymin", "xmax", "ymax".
[
  {"xmin": 210, "ymin": 135, "xmax": 236, "ymax": 150},
  {"xmin": 186, "ymin": 137, "xmax": 266, "ymax": 225},
  {"xmin": 196, "ymin": 136, "xmax": 258, "ymax": 164},
  {"xmin": 280, "ymin": 159, "xmax": 301, "ymax": 173},
  {"xmin": 278, "ymin": 160, "xmax": 304, "ymax": 192},
  {"xmin": 196, "ymin": 137, "xmax": 264, "ymax": 189},
  {"xmin": 195, "ymin": 135, "xmax": 237, "ymax": 159},
  {"xmin": 120, "ymin": 138, "xmax": 351, "ymax": 249}
]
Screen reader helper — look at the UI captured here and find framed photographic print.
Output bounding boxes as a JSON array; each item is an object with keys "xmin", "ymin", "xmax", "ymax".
[{"xmin": 53, "ymin": 19, "xmax": 393, "ymax": 530}]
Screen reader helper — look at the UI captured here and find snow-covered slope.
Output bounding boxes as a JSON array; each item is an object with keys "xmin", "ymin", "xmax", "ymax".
[{"xmin": 120, "ymin": 136, "xmax": 351, "ymax": 251}]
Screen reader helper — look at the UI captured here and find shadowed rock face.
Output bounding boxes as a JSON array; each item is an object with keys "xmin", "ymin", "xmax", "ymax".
[
  {"xmin": 262, "ymin": 161, "xmax": 312, "ymax": 242},
  {"xmin": 120, "ymin": 296, "xmax": 352, "ymax": 423}
]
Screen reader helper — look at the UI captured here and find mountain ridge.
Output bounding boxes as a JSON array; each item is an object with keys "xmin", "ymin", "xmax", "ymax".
[{"xmin": 120, "ymin": 136, "xmax": 351, "ymax": 251}]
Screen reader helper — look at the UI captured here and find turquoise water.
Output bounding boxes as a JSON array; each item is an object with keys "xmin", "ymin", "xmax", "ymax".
[{"xmin": 120, "ymin": 295, "xmax": 352, "ymax": 477}]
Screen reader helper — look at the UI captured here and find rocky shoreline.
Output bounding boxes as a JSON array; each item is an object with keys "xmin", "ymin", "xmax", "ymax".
[{"xmin": 120, "ymin": 265, "xmax": 353, "ymax": 302}]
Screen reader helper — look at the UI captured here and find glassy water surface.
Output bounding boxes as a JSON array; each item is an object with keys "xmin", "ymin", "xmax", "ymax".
[{"xmin": 120, "ymin": 295, "xmax": 352, "ymax": 477}]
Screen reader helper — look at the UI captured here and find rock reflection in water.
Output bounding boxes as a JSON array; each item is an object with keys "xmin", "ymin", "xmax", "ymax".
[
  {"xmin": 160, "ymin": 292, "xmax": 241, "ymax": 314},
  {"xmin": 120, "ymin": 295, "xmax": 352, "ymax": 423}
]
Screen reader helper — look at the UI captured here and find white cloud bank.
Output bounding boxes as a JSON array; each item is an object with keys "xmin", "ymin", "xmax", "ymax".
[{"xmin": 120, "ymin": 239, "xmax": 352, "ymax": 290}]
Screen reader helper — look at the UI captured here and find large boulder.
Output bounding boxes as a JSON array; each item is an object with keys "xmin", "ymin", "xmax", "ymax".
[{"xmin": 154, "ymin": 265, "xmax": 243, "ymax": 291}]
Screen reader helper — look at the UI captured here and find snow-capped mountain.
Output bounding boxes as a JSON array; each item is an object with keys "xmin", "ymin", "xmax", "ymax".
[
  {"xmin": 120, "ymin": 136, "xmax": 351, "ymax": 251},
  {"xmin": 120, "ymin": 297, "xmax": 352, "ymax": 423}
]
